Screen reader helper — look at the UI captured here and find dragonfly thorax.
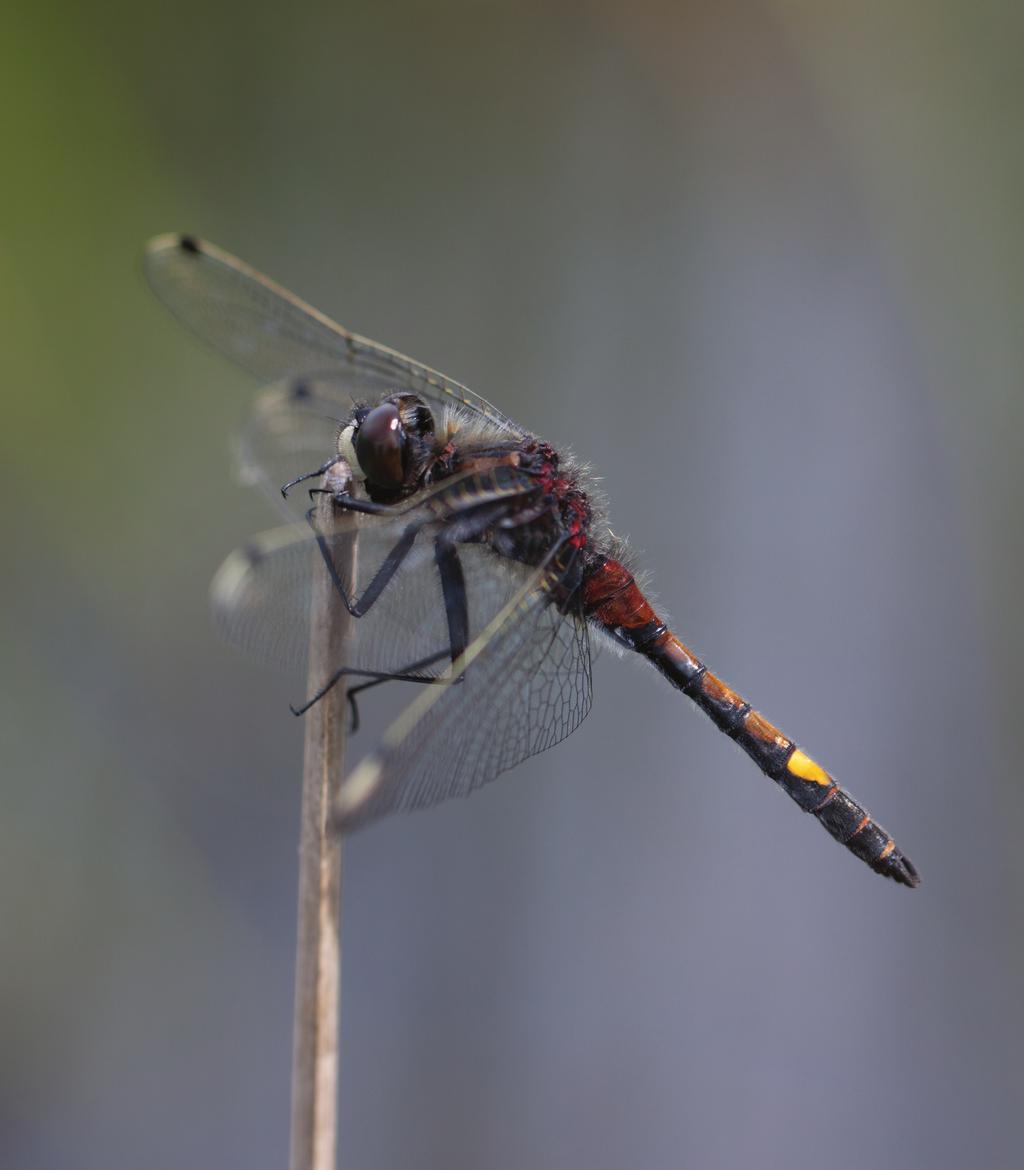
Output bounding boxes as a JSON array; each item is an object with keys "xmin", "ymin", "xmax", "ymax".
[{"xmin": 521, "ymin": 440, "xmax": 593, "ymax": 550}]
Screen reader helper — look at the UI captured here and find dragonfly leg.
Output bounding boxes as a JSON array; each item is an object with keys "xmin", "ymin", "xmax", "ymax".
[
  {"xmin": 307, "ymin": 489, "xmax": 396, "ymax": 516},
  {"xmin": 280, "ymin": 457, "xmax": 345, "ymax": 498},
  {"xmin": 429, "ymin": 498, "xmax": 521, "ymax": 676},
  {"xmin": 435, "ymin": 536, "xmax": 469, "ymax": 670},
  {"xmin": 305, "ymin": 470, "xmax": 542, "ymax": 618},
  {"xmin": 291, "ymin": 648, "xmax": 456, "ymax": 723},
  {"xmin": 297, "ymin": 496, "xmax": 532, "ymax": 716},
  {"xmin": 305, "ymin": 503, "xmax": 423, "ymax": 618},
  {"xmin": 343, "ymin": 648, "xmax": 456, "ymax": 731}
]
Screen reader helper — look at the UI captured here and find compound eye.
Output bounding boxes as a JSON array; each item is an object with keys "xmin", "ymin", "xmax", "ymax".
[{"xmin": 354, "ymin": 402, "xmax": 406, "ymax": 489}]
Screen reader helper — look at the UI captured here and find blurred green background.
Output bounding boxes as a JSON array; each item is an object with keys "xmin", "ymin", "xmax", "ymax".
[{"xmin": 3, "ymin": 2, "xmax": 1023, "ymax": 1167}]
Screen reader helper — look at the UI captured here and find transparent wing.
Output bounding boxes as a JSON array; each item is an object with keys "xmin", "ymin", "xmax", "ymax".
[
  {"xmin": 232, "ymin": 376, "xmax": 354, "ymax": 524},
  {"xmin": 333, "ymin": 544, "xmax": 593, "ymax": 832},
  {"xmin": 211, "ymin": 502, "xmax": 536, "ymax": 684},
  {"xmin": 144, "ymin": 234, "xmax": 523, "ymax": 436}
]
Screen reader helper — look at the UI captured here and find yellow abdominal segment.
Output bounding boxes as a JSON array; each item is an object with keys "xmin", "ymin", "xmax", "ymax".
[{"xmin": 787, "ymin": 749, "xmax": 831, "ymax": 786}]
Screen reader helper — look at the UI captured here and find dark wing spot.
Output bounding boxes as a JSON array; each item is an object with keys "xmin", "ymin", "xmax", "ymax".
[
  {"xmin": 178, "ymin": 235, "xmax": 201, "ymax": 255},
  {"xmin": 290, "ymin": 380, "xmax": 312, "ymax": 401}
]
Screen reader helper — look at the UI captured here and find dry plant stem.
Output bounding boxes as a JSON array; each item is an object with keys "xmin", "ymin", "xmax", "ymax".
[{"xmin": 289, "ymin": 493, "xmax": 353, "ymax": 1170}]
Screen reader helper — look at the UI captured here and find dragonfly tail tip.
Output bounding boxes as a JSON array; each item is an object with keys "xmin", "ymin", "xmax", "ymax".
[{"xmin": 881, "ymin": 849, "xmax": 920, "ymax": 888}]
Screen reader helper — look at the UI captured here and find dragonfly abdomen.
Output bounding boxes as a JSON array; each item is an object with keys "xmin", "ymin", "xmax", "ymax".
[{"xmin": 582, "ymin": 556, "xmax": 919, "ymax": 887}]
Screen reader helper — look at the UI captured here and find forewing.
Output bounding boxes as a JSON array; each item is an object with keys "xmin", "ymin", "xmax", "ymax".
[
  {"xmin": 144, "ymin": 234, "xmax": 522, "ymax": 435},
  {"xmin": 332, "ymin": 546, "xmax": 593, "ymax": 832}
]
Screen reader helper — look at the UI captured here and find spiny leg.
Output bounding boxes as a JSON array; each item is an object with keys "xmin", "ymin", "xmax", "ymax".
[
  {"xmin": 296, "ymin": 498, "xmax": 526, "ymax": 726},
  {"xmin": 294, "ymin": 535, "xmax": 474, "ymax": 719},
  {"xmin": 304, "ymin": 473, "xmax": 540, "ymax": 621},
  {"xmin": 305, "ymin": 501, "xmax": 422, "ymax": 618},
  {"xmin": 292, "ymin": 647, "xmax": 455, "ymax": 726},
  {"xmin": 434, "ymin": 535, "xmax": 470, "ymax": 667},
  {"xmin": 343, "ymin": 648, "xmax": 459, "ymax": 732},
  {"xmin": 303, "ymin": 488, "xmax": 505, "ymax": 620},
  {"xmin": 280, "ymin": 456, "xmax": 345, "ymax": 498}
]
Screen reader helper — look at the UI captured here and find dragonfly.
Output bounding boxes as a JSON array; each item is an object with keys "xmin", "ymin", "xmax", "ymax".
[{"xmin": 144, "ymin": 233, "xmax": 920, "ymax": 886}]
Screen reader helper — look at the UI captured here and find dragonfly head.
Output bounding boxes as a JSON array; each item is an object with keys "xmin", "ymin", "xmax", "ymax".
[{"xmin": 338, "ymin": 393, "xmax": 436, "ymax": 495}]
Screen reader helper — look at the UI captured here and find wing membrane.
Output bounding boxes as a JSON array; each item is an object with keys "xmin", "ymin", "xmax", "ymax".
[
  {"xmin": 232, "ymin": 377, "xmax": 353, "ymax": 524},
  {"xmin": 333, "ymin": 544, "xmax": 593, "ymax": 831},
  {"xmin": 144, "ymin": 234, "xmax": 522, "ymax": 435}
]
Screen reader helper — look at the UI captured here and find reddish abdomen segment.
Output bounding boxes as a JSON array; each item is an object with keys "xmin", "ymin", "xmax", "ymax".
[{"xmin": 582, "ymin": 557, "xmax": 919, "ymax": 887}]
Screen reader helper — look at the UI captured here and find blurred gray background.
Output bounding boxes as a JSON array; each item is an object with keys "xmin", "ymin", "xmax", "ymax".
[{"xmin": 3, "ymin": 2, "xmax": 1022, "ymax": 1167}]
